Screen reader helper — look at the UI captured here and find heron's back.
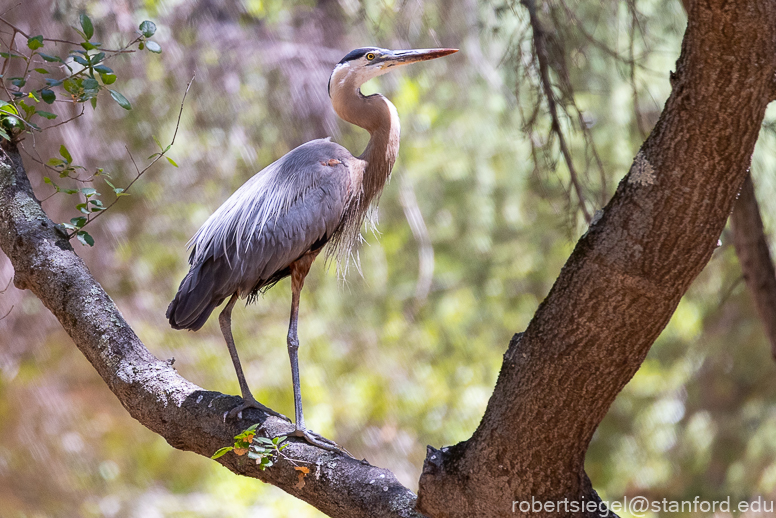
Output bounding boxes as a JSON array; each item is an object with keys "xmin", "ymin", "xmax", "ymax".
[{"xmin": 167, "ymin": 139, "xmax": 356, "ymax": 331}]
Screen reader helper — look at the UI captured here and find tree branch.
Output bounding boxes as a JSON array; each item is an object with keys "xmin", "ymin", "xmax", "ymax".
[
  {"xmin": 731, "ymin": 174, "xmax": 776, "ymax": 360},
  {"xmin": 417, "ymin": 0, "xmax": 776, "ymax": 515},
  {"xmin": 0, "ymin": 141, "xmax": 423, "ymax": 518},
  {"xmin": 521, "ymin": 0, "xmax": 592, "ymax": 223}
]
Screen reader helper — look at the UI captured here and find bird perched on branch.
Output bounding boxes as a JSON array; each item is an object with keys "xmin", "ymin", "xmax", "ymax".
[{"xmin": 167, "ymin": 46, "xmax": 457, "ymax": 450}]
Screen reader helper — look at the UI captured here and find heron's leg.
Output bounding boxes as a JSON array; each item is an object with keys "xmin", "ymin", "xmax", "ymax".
[
  {"xmin": 219, "ymin": 294, "xmax": 288, "ymax": 421},
  {"xmin": 286, "ymin": 255, "xmax": 343, "ymax": 453},
  {"xmin": 287, "ymin": 275, "xmax": 305, "ymax": 429}
]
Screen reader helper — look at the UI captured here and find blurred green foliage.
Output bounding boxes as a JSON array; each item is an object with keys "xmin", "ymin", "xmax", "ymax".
[{"xmin": 0, "ymin": 0, "xmax": 775, "ymax": 517}]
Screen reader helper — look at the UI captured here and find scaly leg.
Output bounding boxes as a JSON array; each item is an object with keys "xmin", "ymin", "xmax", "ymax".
[
  {"xmin": 286, "ymin": 255, "xmax": 342, "ymax": 452},
  {"xmin": 219, "ymin": 294, "xmax": 288, "ymax": 421}
]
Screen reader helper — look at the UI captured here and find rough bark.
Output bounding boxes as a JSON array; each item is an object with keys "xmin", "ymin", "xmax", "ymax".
[
  {"xmin": 731, "ymin": 174, "xmax": 776, "ymax": 360},
  {"xmin": 0, "ymin": 142, "xmax": 422, "ymax": 518},
  {"xmin": 417, "ymin": 0, "xmax": 776, "ymax": 516}
]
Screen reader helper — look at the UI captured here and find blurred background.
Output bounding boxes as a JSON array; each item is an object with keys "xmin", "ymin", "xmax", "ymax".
[{"xmin": 1, "ymin": 0, "xmax": 775, "ymax": 516}]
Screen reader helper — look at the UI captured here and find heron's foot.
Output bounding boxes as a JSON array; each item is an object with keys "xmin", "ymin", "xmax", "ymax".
[
  {"xmin": 289, "ymin": 427, "xmax": 352, "ymax": 456},
  {"xmin": 226, "ymin": 395, "xmax": 290, "ymax": 422}
]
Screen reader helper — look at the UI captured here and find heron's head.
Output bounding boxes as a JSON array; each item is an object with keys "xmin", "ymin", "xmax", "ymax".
[{"xmin": 328, "ymin": 47, "xmax": 458, "ymax": 97}]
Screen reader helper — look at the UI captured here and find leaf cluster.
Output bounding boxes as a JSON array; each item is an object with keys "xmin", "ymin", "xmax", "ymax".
[
  {"xmin": 0, "ymin": 15, "xmax": 181, "ymax": 247},
  {"xmin": 0, "ymin": 16, "xmax": 161, "ymax": 139},
  {"xmin": 211, "ymin": 423, "xmax": 290, "ymax": 471}
]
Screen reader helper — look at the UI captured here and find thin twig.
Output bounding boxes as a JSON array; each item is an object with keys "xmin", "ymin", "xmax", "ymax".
[
  {"xmin": 20, "ymin": 141, "xmax": 100, "ymax": 187},
  {"xmin": 42, "ymin": 105, "xmax": 85, "ymax": 130},
  {"xmin": 0, "ymin": 276, "xmax": 12, "ymax": 321},
  {"xmin": 0, "ymin": 16, "xmax": 132, "ymax": 53},
  {"xmin": 521, "ymin": 0, "xmax": 592, "ymax": 223},
  {"xmin": 628, "ymin": 0, "xmax": 647, "ymax": 139},
  {"xmin": 70, "ymin": 74, "xmax": 195, "ymax": 237},
  {"xmin": 0, "ymin": 3, "xmax": 21, "ymax": 17}
]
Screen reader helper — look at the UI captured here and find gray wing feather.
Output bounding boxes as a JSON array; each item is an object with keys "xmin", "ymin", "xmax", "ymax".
[{"xmin": 167, "ymin": 138, "xmax": 352, "ymax": 330}]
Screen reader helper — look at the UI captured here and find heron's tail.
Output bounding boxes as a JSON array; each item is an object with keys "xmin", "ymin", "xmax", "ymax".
[{"xmin": 166, "ymin": 261, "xmax": 226, "ymax": 331}]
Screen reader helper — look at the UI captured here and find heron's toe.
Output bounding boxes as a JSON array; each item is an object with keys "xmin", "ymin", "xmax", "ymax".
[
  {"xmin": 227, "ymin": 397, "xmax": 290, "ymax": 422},
  {"xmin": 289, "ymin": 427, "xmax": 352, "ymax": 456}
]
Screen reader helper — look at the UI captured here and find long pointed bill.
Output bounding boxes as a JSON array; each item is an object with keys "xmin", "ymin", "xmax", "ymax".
[{"xmin": 380, "ymin": 48, "xmax": 458, "ymax": 67}]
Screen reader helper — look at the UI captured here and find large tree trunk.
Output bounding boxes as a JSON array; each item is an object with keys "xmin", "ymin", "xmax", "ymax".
[
  {"xmin": 1, "ymin": 0, "xmax": 774, "ymax": 517},
  {"xmin": 417, "ymin": 0, "xmax": 776, "ymax": 516}
]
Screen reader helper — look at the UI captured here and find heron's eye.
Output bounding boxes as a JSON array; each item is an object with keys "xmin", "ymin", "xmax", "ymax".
[{"xmin": 366, "ymin": 53, "xmax": 376, "ymax": 60}]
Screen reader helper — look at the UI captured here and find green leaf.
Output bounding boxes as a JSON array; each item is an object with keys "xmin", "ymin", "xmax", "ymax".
[
  {"xmin": 90, "ymin": 97, "xmax": 97, "ymax": 109},
  {"xmin": 63, "ymin": 78, "xmax": 78, "ymax": 94},
  {"xmin": 211, "ymin": 446, "xmax": 233, "ymax": 459},
  {"xmin": 99, "ymin": 72, "xmax": 116, "ymax": 85},
  {"xmin": 28, "ymin": 91, "xmax": 40, "ymax": 102},
  {"xmin": 109, "ymin": 90, "xmax": 131, "ymax": 110},
  {"xmin": 0, "ymin": 103, "xmax": 18, "ymax": 115},
  {"xmin": 35, "ymin": 110, "xmax": 57, "ymax": 120},
  {"xmin": 80, "ymin": 41, "xmax": 101, "ymax": 51},
  {"xmin": 0, "ymin": 128, "xmax": 9, "ymax": 141},
  {"xmin": 81, "ymin": 187, "xmax": 97, "ymax": 197},
  {"xmin": 27, "ymin": 35, "xmax": 44, "ymax": 50},
  {"xmin": 79, "ymin": 14, "xmax": 94, "ymax": 40},
  {"xmin": 72, "ymin": 55, "xmax": 89, "ymax": 67},
  {"xmin": 40, "ymin": 89, "xmax": 56, "ymax": 104},
  {"xmin": 33, "ymin": 68, "xmax": 49, "ymax": 74},
  {"xmin": 45, "ymin": 78, "xmax": 63, "ymax": 87},
  {"xmin": 89, "ymin": 52, "xmax": 105, "ymax": 65},
  {"xmin": 152, "ymin": 134, "xmax": 164, "ymax": 151},
  {"xmin": 166, "ymin": 156, "xmax": 178, "ymax": 167},
  {"xmin": 10, "ymin": 77, "xmax": 25, "ymax": 88},
  {"xmin": 0, "ymin": 52, "xmax": 23, "ymax": 59},
  {"xmin": 76, "ymin": 231, "xmax": 94, "ymax": 247},
  {"xmin": 60, "ymin": 145, "xmax": 73, "ymax": 163},
  {"xmin": 39, "ymin": 53, "xmax": 62, "ymax": 62},
  {"xmin": 145, "ymin": 40, "xmax": 162, "ymax": 54},
  {"xmin": 139, "ymin": 20, "xmax": 157, "ymax": 38},
  {"xmin": 93, "ymin": 64, "xmax": 113, "ymax": 74},
  {"xmin": 3, "ymin": 115, "xmax": 22, "ymax": 129},
  {"xmin": 82, "ymin": 77, "xmax": 99, "ymax": 94},
  {"xmin": 47, "ymin": 158, "xmax": 64, "ymax": 167},
  {"xmin": 18, "ymin": 100, "xmax": 35, "ymax": 118},
  {"xmin": 70, "ymin": 216, "xmax": 87, "ymax": 228},
  {"xmin": 1, "ymin": 113, "xmax": 23, "ymax": 128}
]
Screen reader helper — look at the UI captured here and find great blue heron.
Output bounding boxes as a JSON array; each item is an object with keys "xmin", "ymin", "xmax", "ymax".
[{"xmin": 167, "ymin": 46, "xmax": 457, "ymax": 450}]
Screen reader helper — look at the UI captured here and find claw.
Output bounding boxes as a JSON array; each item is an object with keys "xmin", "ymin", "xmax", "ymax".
[
  {"xmin": 227, "ymin": 395, "xmax": 291, "ymax": 422},
  {"xmin": 289, "ymin": 427, "xmax": 353, "ymax": 456}
]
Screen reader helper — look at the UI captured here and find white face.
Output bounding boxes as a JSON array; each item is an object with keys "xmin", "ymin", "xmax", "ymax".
[{"xmin": 328, "ymin": 49, "xmax": 396, "ymax": 95}]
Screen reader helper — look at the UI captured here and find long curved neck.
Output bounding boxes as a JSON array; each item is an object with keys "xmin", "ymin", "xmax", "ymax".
[{"xmin": 331, "ymin": 86, "xmax": 401, "ymax": 201}]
